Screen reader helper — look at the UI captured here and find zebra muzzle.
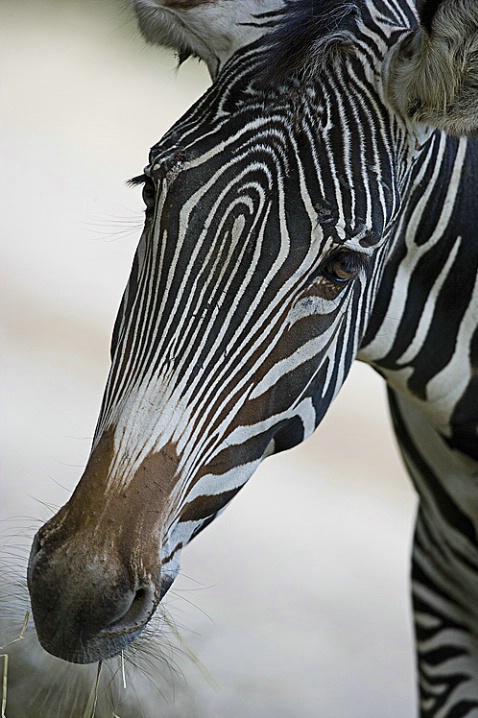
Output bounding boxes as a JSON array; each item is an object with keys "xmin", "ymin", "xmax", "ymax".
[{"xmin": 26, "ymin": 431, "xmax": 178, "ymax": 664}]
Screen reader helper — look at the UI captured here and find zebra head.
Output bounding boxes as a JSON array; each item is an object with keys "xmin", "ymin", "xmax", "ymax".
[{"xmin": 28, "ymin": 0, "xmax": 478, "ymax": 664}]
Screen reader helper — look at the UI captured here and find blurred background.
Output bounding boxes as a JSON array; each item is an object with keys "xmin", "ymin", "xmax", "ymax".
[{"xmin": 1, "ymin": 1, "xmax": 417, "ymax": 715}]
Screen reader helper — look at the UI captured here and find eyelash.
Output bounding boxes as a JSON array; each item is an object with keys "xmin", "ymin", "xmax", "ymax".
[
  {"xmin": 320, "ymin": 249, "xmax": 369, "ymax": 285},
  {"xmin": 128, "ymin": 174, "xmax": 156, "ymax": 216}
]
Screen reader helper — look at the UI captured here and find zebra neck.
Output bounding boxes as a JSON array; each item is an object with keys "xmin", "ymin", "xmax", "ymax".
[{"xmin": 359, "ymin": 133, "xmax": 478, "ymax": 458}]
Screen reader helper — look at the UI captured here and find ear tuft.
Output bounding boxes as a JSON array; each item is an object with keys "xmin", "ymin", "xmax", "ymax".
[
  {"xmin": 257, "ymin": 0, "xmax": 361, "ymax": 87},
  {"xmin": 387, "ymin": 0, "xmax": 478, "ymax": 136}
]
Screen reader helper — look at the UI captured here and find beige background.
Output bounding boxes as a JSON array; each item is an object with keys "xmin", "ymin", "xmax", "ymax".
[{"xmin": 1, "ymin": 1, "xmax": 417, "ymax": 715}]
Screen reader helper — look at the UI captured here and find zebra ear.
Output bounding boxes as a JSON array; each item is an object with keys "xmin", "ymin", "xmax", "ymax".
[
  {"xmin": 131, "ymin": 0, "xmax": 278, "ymax": 77},
  {"xmin": 387, "ymin": 0, "xmax": 478, "ymax": 136}
]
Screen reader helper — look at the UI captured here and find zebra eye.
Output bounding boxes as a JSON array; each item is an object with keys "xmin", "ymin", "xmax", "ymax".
[
  {"xmin": 142, "ymin": 178, "xmax": 156, "ymax": 214},
  {"xmin": 321, "ymin": 251, "xmax": 365, "ymax": 285}
]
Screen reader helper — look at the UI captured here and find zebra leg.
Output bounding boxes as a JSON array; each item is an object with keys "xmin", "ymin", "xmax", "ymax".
[{"xmin": 387, "ymin": 388, "xmax": 478, "ymax": 717}]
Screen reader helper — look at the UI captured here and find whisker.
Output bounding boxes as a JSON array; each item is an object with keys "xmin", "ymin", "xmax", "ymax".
[
  {"xmin": 81, "ymin": 661, "xmax": 102, "ymax": 718},
  {"xmin": 121, "ymin": 650, "xmax": 127, "ymax": 690}
]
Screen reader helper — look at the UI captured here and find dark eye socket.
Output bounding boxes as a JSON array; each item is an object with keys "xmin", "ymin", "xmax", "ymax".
[
  {"xmin": 142, "ymin": 178, "xmax": 156, "ymax": 214},
  {"xmin": 321, "ymin": 250, "xmax": 366, "ymax": 285}
]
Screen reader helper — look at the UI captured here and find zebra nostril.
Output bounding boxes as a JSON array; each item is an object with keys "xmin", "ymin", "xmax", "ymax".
[
  {"xmin": 30, "ymin": 533, "xmax": 41, "ymax": 558},
  {"xmin": 101, "ymin": 582, "xmax": 156, "ymax": 636},
  {"xmin": 29, "ymin": 529, "xmax": 48, "ymax": 560},
  {"xmin": 135, "ymin": 587, "xmax": 145, "ymax": 601}
]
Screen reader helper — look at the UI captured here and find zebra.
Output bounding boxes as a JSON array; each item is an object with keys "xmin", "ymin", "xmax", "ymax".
[{"xmin": 26, "ymin": 0, "xmax": 478, "ymax": 715}]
